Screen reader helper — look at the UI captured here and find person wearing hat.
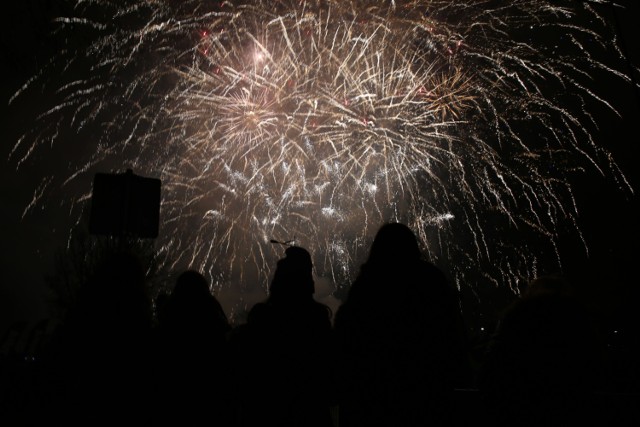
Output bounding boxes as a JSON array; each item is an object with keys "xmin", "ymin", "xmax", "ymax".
[{"xmin": 230, "ymin": 246, "xmax": 334, "ymax": 427}]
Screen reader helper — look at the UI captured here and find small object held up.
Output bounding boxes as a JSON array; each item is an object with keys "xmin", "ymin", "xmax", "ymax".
[{"xmin": 270, "ymin": 238, "xmax": 296, "ymax": 247}]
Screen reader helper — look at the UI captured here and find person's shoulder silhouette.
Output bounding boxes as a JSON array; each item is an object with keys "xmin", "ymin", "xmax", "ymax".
[
  {"xmin": 479, "ymin": 275, "xmax": 607, "ymax": 426},
  {"xmin": 334, "ymin": 222, "xmax": 470, "ymax": 427},
  {"xmin": 482, "ymin": 275, "xmax": 605, "ymax": 389},
  {"xmin": 230, "ymin": 245, "xmax": 333, "ymax": 427},
  {"xmin": 43, "ymin": 251, "xmax": 155, "ymax": 426},
  {"xmin": 159, "ymin": 269, "xmax": 230, "ymax": 343},
  {"xmin": 254, "ymin": 246, "xmax": 331, "ymax": 330},
  {"xmin": 154, "ymin": 269, "xmax": 232, "ymax": 426}
]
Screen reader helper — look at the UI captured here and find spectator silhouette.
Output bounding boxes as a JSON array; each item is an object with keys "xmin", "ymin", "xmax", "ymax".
[
  {"xmin": 154, "ymin": 270, "xmax": 232, "ymax": 426},
  {"xmin": 479, "ymin": 275, "xmax": 607, "ymax": 426},
  {"xmin": 42, "ymin": 251, "xmax": 155, "ymax": 426},
  {"xmin": 334, "ymin": 222, "xmax": 471, "ymax": 427},
  {"xmin": 229, "ymin": 246, "xmax": 334, "ymax": 427}
]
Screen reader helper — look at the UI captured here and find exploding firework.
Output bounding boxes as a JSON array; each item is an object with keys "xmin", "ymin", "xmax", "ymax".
[{"xmin": 9, "ymin": 0, "xmax": 634, "ymax": 314}]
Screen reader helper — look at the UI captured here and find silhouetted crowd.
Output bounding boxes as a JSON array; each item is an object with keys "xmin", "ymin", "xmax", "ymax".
[{"xmin": 1, "ymin": 223, "xmax": 639, "ymax": 426}]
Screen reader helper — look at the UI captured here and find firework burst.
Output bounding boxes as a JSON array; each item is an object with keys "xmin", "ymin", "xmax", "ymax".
[{"xmin": 9, "ymin": 0, "xmax": 634, "ymax": 314}]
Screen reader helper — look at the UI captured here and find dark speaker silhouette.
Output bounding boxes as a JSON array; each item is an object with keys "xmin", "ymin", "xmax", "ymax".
[{"xmin": 89, "ymin": 170, "xmax": 161, "ymax": 238}]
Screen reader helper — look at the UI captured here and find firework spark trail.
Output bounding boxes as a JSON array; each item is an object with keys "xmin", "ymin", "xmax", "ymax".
[{"xmin": 9, "ymin": 0, "xmax": 634, "ymax": 313}]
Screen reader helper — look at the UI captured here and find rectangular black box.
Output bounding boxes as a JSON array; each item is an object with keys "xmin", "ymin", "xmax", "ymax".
[{"xmin": 89, "ymin": 170, "xmax": 161, "ymax": 238}]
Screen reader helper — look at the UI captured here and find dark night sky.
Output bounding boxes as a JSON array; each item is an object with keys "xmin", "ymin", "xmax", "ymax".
[{"xmin": 1, "ymin": 1, "xmax": 639, "ymax": 336}]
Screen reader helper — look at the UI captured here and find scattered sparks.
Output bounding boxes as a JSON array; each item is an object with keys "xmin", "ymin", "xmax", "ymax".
[{"xmin": 10, "ymin": 1, "xmax": 633, "ymax": 311}]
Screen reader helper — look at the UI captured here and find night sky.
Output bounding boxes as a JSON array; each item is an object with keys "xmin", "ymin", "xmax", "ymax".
[{"xmin": 1, "ymin": 0, "xmax": 639, "ymax": 338}]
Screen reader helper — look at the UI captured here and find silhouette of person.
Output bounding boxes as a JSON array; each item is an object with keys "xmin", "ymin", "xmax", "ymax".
[
  {"xmin": 229, "ymin": 246, "xmax": 334, "ymax": 427},
  {"xmin": 154, "ymin": 270, "xmax": 232, "ymax": 426},
  {"xmin": 478, "ymin": 275, "xmax": 607, "ymax": 426},
  {"xmin": 334, "ymin": 222, "xmax": 471, "ymax": 427},
  {"xmin": 157, "ymin": 270, "xmax": 230, "ymax": 349},
  {"xmin": 42, "ymin": 251, "xmax": 155, "ymax": 426}
]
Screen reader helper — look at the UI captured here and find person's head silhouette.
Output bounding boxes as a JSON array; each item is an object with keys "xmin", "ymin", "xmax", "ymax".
[
  {"xmin": 367, "ymin": 222, "xmax": 421, "ymax": 265},
  {"xmin": 173, "ymin": 270, "xmax": 211, "ymax": 301},
  {"xmin": 269, "ymin": 246, "xmax": 315, "ymax": 301}
]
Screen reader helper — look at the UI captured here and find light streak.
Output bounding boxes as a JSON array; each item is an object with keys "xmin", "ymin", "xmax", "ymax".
[{"xmin": 9, "ymin": 1, "xmax": 634, "ymax": 313}]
